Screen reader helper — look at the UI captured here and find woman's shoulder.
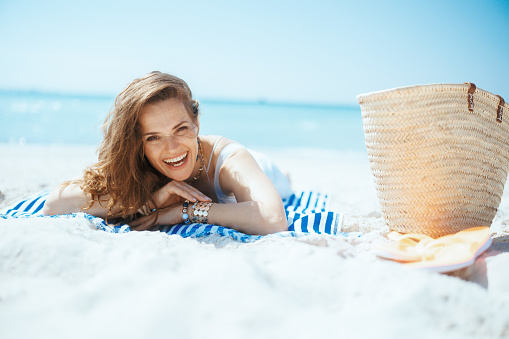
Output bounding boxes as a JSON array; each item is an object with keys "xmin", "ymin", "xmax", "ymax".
[{"xmin": 200, "ymin": 135, "xmax": 247, "ymax": 173}]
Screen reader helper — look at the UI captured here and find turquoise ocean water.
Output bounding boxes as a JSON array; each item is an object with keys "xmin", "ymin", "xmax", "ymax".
[{"xmin": 0, "ymin": 91, "xmax": 366, "ymax": 151}]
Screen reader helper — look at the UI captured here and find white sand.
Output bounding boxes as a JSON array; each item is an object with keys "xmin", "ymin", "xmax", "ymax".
[{"xmin": 1, "ymin": 144, "xmax": 509, "ymax": 339}]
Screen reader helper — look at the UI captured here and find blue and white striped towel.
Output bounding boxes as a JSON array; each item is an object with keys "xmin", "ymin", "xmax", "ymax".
[{"xmin": 0, "ymin": 191, "xmax": 346, "ymax": 242}]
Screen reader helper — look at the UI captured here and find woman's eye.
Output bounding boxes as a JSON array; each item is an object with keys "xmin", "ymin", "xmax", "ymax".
[
  {"xmin": 146, "ymin": 136, "xmax": 160, "ymax": 142},
  {"xmin": 176, "ymin": 126, "xmax": 189, "ymax": 135}
]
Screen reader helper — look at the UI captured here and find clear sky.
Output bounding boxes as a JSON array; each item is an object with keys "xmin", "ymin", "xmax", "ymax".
[{"xmin": 0, "ymin": 0, "xmax": 508, "ymax": 104}]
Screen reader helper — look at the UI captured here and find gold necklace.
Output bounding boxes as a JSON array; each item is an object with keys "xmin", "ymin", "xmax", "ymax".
[{"xmin": 186, "ymin": 137, "xmax": 205, "ymax": 183}]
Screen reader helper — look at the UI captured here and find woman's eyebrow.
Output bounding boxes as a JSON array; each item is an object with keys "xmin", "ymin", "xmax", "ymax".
[
  {"xmin": 173, "ymin": 121, "xmax": 189, "ymax": 129},
  {"xmin": 142, "ymin": 121, "xmax": 189, "ymax": 136}
]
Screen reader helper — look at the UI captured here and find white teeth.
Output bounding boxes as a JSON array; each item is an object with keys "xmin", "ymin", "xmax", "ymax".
[{"xmin": 164, "ymin": 153, "xmax": 187, "ymax": 166}]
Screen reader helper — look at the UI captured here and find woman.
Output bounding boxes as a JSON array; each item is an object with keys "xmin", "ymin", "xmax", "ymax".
[{"xmin": 42, "ymin": 71, "xmax": 292, "ymax": 235}]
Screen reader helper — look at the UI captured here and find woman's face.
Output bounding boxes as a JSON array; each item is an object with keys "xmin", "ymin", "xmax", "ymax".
[{"xmin": 139, "ymin": 99, "xmax": 199, "ymax": 181}]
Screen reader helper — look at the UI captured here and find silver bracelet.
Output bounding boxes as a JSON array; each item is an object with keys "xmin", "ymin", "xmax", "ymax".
[{"xmin": 191, "ymin": 202, "xmax": 212, "ymax": 224}]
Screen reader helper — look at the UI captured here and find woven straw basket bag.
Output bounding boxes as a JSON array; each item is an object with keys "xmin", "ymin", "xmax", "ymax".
[{"xmin": 357, "ymin": 83, "xmax": 509, "ymax": 237}]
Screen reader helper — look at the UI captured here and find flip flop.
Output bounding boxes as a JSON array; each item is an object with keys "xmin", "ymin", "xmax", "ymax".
[{"xmin": 372, "ymin": 227, "xmax": 492, "ymax": 273}]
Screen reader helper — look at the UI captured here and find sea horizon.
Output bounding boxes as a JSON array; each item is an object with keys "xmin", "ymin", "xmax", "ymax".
[{"xmin": 0, "ymin": 89, "xmax": 365, "ymax": 151}]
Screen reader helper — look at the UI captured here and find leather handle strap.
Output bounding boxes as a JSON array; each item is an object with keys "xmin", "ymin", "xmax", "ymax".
[
  {"xmin": 496, "ymin": 95, "xmax": 505, "ymax": 123},
  {"xmin": 464, "ymin": 82, "xmax": 476, "ymax": 112},
  {"xmin": 463, "ymin": 82, "xmax": 505, "ymax": 123}
]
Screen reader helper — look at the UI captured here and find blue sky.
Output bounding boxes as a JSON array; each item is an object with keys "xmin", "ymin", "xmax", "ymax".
[{"xmin": 0, "ymin": 0, "xmax": 508, "ymax": 104}]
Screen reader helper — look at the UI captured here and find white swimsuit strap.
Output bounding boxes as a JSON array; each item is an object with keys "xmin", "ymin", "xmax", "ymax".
[
  {"xmin": 206, "ymin": 136, "xmax": 223, "ymax": 173},
  {"xmin": 214, "ymin": 142, "xmax": 244, "ymax": 200}
]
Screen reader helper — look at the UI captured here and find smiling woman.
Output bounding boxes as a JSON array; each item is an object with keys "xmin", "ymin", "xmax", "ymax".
[
  {"xmin": 140, "ymin": 99, "xmax": 201, "ymax": 182},
  {"xmin": 42, "ymin": 71, "xmax": 292, "ymax": 235}
]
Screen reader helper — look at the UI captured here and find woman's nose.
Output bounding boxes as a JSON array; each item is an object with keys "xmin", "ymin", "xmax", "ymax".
[{"xmin": 162, "ymin": 135, "xmax": 180, "ymax": 150}]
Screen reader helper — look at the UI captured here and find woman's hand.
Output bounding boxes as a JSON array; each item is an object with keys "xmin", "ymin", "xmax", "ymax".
[
  {"xmin": 150, "ymin": 180, "xmax": 211, "ymax": 210},
  {"xmin": 129, "ymin": 203, "xmax": 183, "ymax": 231},
  {"xmin": 129, "ymin": 181, "xmax": 211, "ymax": 231}
]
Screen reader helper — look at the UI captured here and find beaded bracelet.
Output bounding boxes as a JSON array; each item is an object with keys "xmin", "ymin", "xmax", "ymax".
[
  {"xmin": 182, "ymin": 200, "xmax": 191, "ymax": 224},
  {"xmin": 191, "ymin": 201, "xmax": 213, "ymax": 224}
]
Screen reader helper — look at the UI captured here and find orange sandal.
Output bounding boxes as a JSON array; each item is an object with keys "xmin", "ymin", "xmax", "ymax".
[{"xmin": 372, "ymin": 227, "xmax": 492, "ymax": 273}]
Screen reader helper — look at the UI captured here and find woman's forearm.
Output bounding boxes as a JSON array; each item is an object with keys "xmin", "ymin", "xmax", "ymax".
[
  {"xmin": 42, "ymin": 184, "xmax": 109, "ymax": 218},
  {"xmin": 205, "ymin": 201, "xmax": 287, "ymax": 235}
]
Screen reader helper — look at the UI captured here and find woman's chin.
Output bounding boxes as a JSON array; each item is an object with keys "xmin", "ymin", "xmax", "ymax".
[
  {"xmin": 161, "ymin": 169, "xmax": 191, "ymax": 182},
  {"xmin": 159, "ymin": 155, "xmax": 194, "ymax": 181}
]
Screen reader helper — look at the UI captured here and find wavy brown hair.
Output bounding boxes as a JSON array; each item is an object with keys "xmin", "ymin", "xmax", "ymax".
[{"xmin": 74, "ymin": 71, "xmax": 200, "ymax": 223}]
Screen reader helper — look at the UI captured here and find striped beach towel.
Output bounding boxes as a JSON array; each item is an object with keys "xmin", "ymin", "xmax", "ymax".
[{"xmin": 0, "ymin": 191, "xmax": 346, "ymax": 242}]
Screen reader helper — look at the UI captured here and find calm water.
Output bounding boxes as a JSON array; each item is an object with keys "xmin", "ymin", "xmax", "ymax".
[{"xmin": 0, "ymin": 91, "xmax": 365, "ymax": 151}]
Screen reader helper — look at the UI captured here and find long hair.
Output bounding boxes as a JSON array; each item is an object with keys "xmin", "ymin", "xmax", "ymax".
[{"xmin": 75, "ymin": 71, "xmax": 200, "ymax": 223}]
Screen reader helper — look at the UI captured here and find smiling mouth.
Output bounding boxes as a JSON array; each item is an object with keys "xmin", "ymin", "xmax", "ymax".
[{"xmin": 163, "ymin": 152, "xmax": 188, "ymax": 167}]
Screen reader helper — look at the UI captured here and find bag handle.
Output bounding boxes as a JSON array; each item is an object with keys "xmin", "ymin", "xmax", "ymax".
[
  {"xmin": 464, "ymin": 82, "xmax": 476, "ymax": 112},
  {"xmin": 496, "ymin": 95, "xmax": 505, "ymax": 123},
  {"xmin": 464, "ymin": 82, "xmax": 505, "ymax": 123}
]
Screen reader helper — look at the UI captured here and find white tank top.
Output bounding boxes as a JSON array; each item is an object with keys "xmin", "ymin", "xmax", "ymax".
[{"xmin": 205, "ymin": 137, "xmax": 292, "ymax": 203}]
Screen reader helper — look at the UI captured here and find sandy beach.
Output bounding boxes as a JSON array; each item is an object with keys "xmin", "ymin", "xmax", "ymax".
[{"xmin": 1, "ymin": 143, "xmax": 509, "ymax": 339}]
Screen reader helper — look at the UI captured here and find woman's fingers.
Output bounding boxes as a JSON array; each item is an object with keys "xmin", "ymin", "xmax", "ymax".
[
  {"xmin": 129, "ymin": 203, "xmax": 183, "ymax": 231},
  {"xmin": 152, "ymin": 181, "xmax": 211, "ymax": 208},
  {"xmin": 128, "ymin": 214, "xmax": 152, "ymax": 230},
  {"xmin": 171, "ymin": 181, "xmax": 212, "ymax": 202}
]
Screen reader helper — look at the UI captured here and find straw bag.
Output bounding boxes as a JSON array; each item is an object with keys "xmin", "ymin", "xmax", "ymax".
[{"xmin": 357, "ymin": 83, "xmax": 508, "ymax": 237}]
